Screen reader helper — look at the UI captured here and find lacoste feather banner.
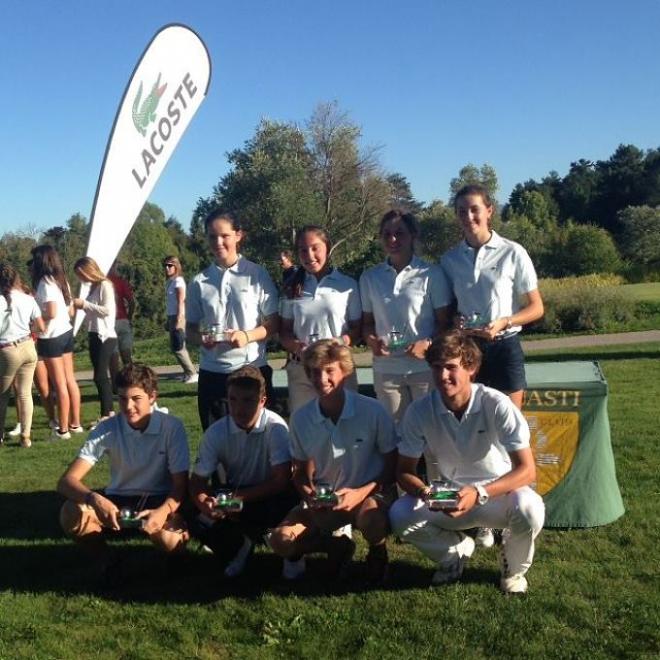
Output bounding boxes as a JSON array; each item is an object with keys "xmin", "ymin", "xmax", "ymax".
[{"xmin": 75, "ymin": 24, "xmax": 211, "ymax": 332}]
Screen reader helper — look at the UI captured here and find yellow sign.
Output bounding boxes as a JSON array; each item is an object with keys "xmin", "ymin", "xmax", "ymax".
[{"xmin": 523, "ymin": 411, "xmax": 580, "ymax": 495}]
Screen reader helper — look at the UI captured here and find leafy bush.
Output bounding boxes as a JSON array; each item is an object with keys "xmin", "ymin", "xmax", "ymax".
[{"xmin": 536, "ymin": 274, "xmax": 635, "ymax": 333}]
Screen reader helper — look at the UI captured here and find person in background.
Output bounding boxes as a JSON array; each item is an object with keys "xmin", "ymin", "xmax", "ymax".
[
  {"xmin": 107, "ymin": 264, "xmax": 135, "ymax": 388},
  {"xmin": 279, "ymin": 249, "xmax": 297, "ymax": 286},
  {"xmin": 0, "ymin": 264, "xmax": 44, "ymax": 447},
  {"xmin": 163, "ymin": 255, "xmax": 198, "ymax": 385},
  {"xmin": 390, "ymin": 332, "xmax": 545, "ymax": 594},
  {"xmin": 73, "ymin": 257, "xmax": 117, "ymax": 426},
  {"xmin": 186, "ymin": 209, "xmax": 279, "ymax": 430},
  {"xmin": 189, "ymin": 366, "xmax": 298, "ymax": 578},
  {"xmin": 279, "ymin": 225, "xmax": 361, "ymax": 413},
  {"xmin": 29, "ymin": 245, "xmax": 82, "ymax": 439},
  {"xmin": 57, "ymin": 363, "xmax": 189, "ymax": 584}
]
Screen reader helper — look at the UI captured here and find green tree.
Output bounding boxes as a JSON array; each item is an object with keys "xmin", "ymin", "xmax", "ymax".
[
  {"xmin": 0, "ymin": 228, "xmax": 39, "ymax": 286},
  {"xmin": 550, "ymin": 222, "xmax": 622, "ymax": 277},
  {"xmin": 418, "ymin": 200, "xmax": 461, "ymax": 260},
  {"xmin": 386, "ymin": 173, "xmax": 423, "ymax": 214},
  {"xmin": 449, "ymin": 163, "xmax": 499, "ymax": 206},
  {"xmin": 618, "ymin": 205, "xmax": 660, "ymax": 276}
]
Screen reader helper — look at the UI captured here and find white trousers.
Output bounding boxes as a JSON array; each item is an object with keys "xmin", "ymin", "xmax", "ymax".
[
  {"xmin": 373, "ymin": 370, "xmax": 434, "ymax": 426},
  {"xmin": 390, "ymin": 488, "xmax": 545, "ymax": 576}
]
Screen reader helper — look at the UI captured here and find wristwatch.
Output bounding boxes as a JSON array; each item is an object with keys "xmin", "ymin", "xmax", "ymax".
[{"xmin": 475, "ymin": 484, "xmax": 489, "ymax": 506}]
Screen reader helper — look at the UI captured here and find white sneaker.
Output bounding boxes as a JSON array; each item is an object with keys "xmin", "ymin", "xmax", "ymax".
[
  {"xmin": 8, "ymin": 423, "xmax": 21, "ymax": 437},
  {"xmin": 500, "ymin": 573, "xmax": 528, "ymax": 594},
  {"xmin": 50, "ymin": 428, "xmax": 71, "ymax": 441},
  {"xmin": 152, "ymin": 402, "xmax": 169, "ymax": 415},
  {"xmin": 183, "ymin": 373, "xmax": 199, "ymax": 385},
  {"xmin": 475, "ymin": 527, "xmax": 495, "ymax": 548},
  {"xmin": 282, "ymin": 557, "xmax": 306, "ymax": 580},
  {"xmin": 431, "ymin": 534, "xmax": 475, "ymax": 586},
  {"xmin": 223, "ymin": 536, "xmax": 253, "ymax": 578},
  {"xmin": 332, "ymin": 524, "xmax": 352, "ymax": 539},
  {"xmin": 69, "ymin": 425, "xmax": 85, "ymax": 434}
]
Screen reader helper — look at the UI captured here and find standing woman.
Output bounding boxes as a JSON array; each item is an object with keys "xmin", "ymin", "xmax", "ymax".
[
  {"xmin": 0, "ymin": 264, "xmax": 44, "ymax": 447},
  {"xmin": 72, "ymin": 257, "xmax": 117, "ymax": 424},
  {"xmin": 438, "ymin": 184, "xmax": 544, "ymax": 409},
  {"xmin": 279, "ymin": 225, "xmax": 362, "ymax": 413},
  {"xmin": 163, "ymin": 256, "xmax": 198, "ymax": 384},
  {"xmin": 360, "ymin": 210, "xmax": 447, "ymax": 427},
  {"xmin": 30, "ymin": 245, "xmax": 82, "ymax": 439},
  {"xmin": 186, "ymin": 209, "xmax": 279, "ymax": 430}
]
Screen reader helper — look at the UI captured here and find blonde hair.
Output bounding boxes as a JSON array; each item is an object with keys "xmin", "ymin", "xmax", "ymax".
[
  {"xmin": 74, "ymin": 257, "xmax": 106, "ymax": 284},
  {"xmin": 163, "ymin": 255, "xmax": 183, "ymax": 278},
  {"xmin": 303, "ymin": 339, "xmax": 355, "ymax": 378}
]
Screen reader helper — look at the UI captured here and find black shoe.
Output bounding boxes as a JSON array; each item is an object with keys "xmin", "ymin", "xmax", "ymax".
[
  {"xmin": 326, "ymin": 535, "xmax": 356, "ymax": 579},
  {"xmin": 365, "ymin": 544, "xmax": 389, "ymax": 585}
]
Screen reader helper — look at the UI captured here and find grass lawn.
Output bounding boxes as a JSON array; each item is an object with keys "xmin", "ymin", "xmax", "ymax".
[
  {"xmin": 619, "ymin": 281, "xmax": 660, "ymax": 302},
  {"xmin": 1, "ymin": 344, "xmax": 659, "ymax": 658}
]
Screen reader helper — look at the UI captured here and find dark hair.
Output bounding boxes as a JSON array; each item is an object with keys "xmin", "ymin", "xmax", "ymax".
[
  {"xmin": 204, "ymin": 209, "xmax": 243, "ymax": 233},
  {"xmin": 285, "ymin": 225, "xmax": 332, "ymax": 299},
  {"xmin": 227, "ymin": 365, "xmax": 266, "ymax": 398},
  {"xmin": 425, "ymin": 331, "xmax": 482, "ymax": 372},
  {"xmin": 115, "ymin": 362, "xmax": 159, "ymax": 396},
  {"xmin": 453, "ymin": 184, "xmax": 495, "ymax": 210},
  {"xmin": 0, "ymin": 263, "xmax": 20, "ymax": 310},
  {"xmin": 379, "ymin": 209, "xmax": 420, "ymax": 239},
  {"xmin": 30, "ymin": 245, "xmax": 71, "ymax": 305}
]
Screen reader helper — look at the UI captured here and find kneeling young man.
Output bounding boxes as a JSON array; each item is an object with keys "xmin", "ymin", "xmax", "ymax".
[
  {"xmin": 389, "ymin": 332, "xmax": 545, "ymax": 594},
  {"xmin": 58, "ymin": 363, "xmax": 190, "ymax": 579},
  {"xmin": 269, "ymin": 339, "xmax": 397, "ymax": 584},
  {"xmin": 189, "ymin": 366, "xmax": 298, "ymax": 578}
]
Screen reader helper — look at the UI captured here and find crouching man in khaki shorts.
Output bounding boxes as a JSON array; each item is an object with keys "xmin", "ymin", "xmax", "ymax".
[
  {"xmin": 268, "ymin": 340, "xmax": 397, "ymax": 585},
  {"xmin": 57, "ymin": 363, "xmax": 189, "ymax": 583}
]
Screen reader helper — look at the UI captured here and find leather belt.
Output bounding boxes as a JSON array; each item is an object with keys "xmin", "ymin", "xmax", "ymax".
[{"xmin": 0, "ymin": 335, "xmax": 32, "ymax": 349}]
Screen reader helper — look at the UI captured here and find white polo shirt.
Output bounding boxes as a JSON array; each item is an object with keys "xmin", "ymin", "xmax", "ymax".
[
  {"xmin": 290, "ymin": 389, "xmax": 397, "ymax": 491},
  {"xmin": 166, "ymin": 276, "xmax": 185, "ymax": 316},
  {"xmin": 280, "ymin": 268, "xmax": 361, "ymax": 341},
  {"xmin": 0, "ymin": 289, "xmax": 41, "ymax": 343},
  {"xmin": 439, "ymin": 231, "xmax": 538, "ymax": 336},
  {"xmin": 193, "ymin": 408, "xmax": 291, "ymax": 487},
  {"xmin": 187, "ymin": 256, "xmax": 279, "ymax": 373},
  {"xmin": 78, "ymin": 411, "xmax": 190, "ymax": 496},
  {"xmin": 35, "ymin": 277, "xmax": 72, "ymax": 339},
  {"xmin": 359, "ymin": 255, "xmax": 446, "ymax": 375},
  {"xmin": 398, "ymin": 384, "xmax": 530, "ymax": 485}
]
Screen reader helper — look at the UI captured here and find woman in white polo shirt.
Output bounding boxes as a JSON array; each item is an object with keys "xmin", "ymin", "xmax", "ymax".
[
  {"xmin": 439, "ymin": 184, "xmax": 544, "ymax": 409},
  {"xmin": 73, "ymin": 257, "xmax": 117, "ymax": 425},
  {"xmin": 186, "ymin": 210, "xmax": 279, "ymax": 430},
  {"xmin": 0, "ymin": 264, "xmax": 44, "ymax": 447},
  {"xmin": 30, "ymin": 245, "xmax": 82, "ymax": 440},
  {"xmin": 163, "ymin": 255, "xmax": 198, "ymax": 384},
  {"xmin": 360, "ymin": 209, "xmax": 447, "ymax": 426},
  {"xmin": 279, "ymin": 225, "xmax": 362, "ymax": 413}
]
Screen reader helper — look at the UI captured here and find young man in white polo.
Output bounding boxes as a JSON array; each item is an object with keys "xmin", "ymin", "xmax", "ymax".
[
  {"xmin": 268, "ymin": 339, "xmax": 397, "ymax": 584},
  {"xmin": 57, "ymin": 363, "xmax": 189, "ymax": 581},
  {"xmin": 389, "ymin": 332, "xmax": 545, "ymax": 594},
  {"xmin": 189, "ymin": 366, "xmax": 299, "ymax": 578}
]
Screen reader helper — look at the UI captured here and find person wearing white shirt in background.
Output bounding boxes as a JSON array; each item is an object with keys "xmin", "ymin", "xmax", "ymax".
[
  {"xmin": 438, "ymin": 184, "xmax": 544, "ymax": 411},
  {"xmin": 360, "ymin": 209, "xmax": 447, "ymax": 428},
  {"xmin": 279, "ymin": 225, "xmax": 362, "ymax": 414},
  {"xmin": 163, "ymin": 255, "xmax": 198, "ymax": 384},
  {"xmin": 389, "ymin": 332, "xmax": 545, "ymax": 594},
  {"xmin": 268, "ymin": 340, "xmax": 398, "ymax": 585},
  {"xmin": 189, "ymin": 366, "xmax": 299, "ymax": 579},
  {"xmin": 29, "ymin": 245, "xmax": 82, "ymax": 440},
  {"xmin": 186, "ymin": 210, "xmax": 279, "ymax": 431},
  {"xmin": 0, "ymin": 264, "xmax": 44, "ymax": 447},
  {"xmin": 73, "ymin": 257, "xmax": 117, "ymax": 426}
]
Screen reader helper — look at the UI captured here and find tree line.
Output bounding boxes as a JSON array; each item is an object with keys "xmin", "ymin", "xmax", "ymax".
[{"xmin": 2, "ymin": 102, "xmax": 659, "ymax": 338}]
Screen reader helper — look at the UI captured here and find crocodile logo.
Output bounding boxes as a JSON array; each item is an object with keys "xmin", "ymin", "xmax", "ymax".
[{"xmin": 132, "ymin": 73, "xmax": 168, "ymax": 136}]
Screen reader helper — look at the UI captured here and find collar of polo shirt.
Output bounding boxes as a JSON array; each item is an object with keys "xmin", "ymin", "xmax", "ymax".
[
  {"xmin": 311, "ymin": 388, "xmax": 357, "ymax": 424},
  {"xmin": 383, "ymin": 254, "xmax": 424, "ymax": 272},
  {"xmin": 226, "ymin": 408, "xmax": 268, "ymax": 435},
  {"xmin": 120, "ymin": 408, "xmax": 164, "ymax": 435},
  {"xmin": 433, "ymin": 384, "xmax": 483, "ymax": 417},
  {"xmin": 462, "ymin": 229, "xmax": 504, "ymax": 252}
]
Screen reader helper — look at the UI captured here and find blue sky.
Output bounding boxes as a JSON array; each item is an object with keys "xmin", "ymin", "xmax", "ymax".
[{"xmin": 1, "ymin": 0, "xmax": 659, "ymax": 236}]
